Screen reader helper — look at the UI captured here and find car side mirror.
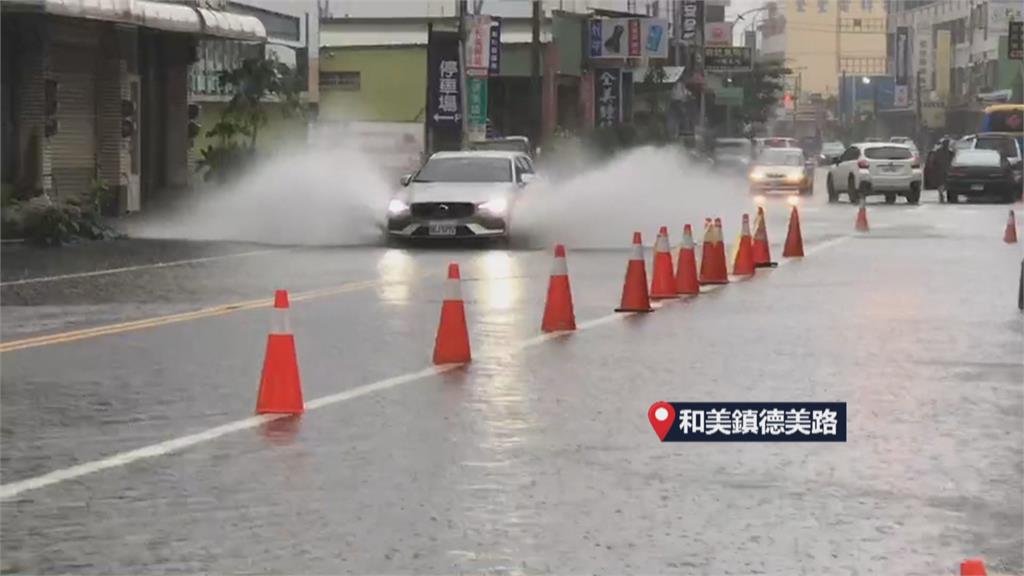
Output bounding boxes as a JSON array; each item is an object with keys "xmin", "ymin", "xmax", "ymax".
[
  {"xmin": 519, "ymin": 173, "xmax": 535, "ymax": 186},
  {"xmin": 400, "ymin": 174, "xmax": 412, "ymax": 187}
]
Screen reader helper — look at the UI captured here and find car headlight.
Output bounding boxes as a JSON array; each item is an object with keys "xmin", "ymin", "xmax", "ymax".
[
  {"xmin": 387, "ymin": 198, "xmax": 410, "ymax": 215},
  {"xmin": 478, "ymin": 198, "xmax": 508, "ymax": 214},
  {"xmin": 785, "ymin": 172, "xmax": 804, "ymax": 183},
  {"xmin": 749, "ymin": 172, "xmax": 765, "ymax": 182}
]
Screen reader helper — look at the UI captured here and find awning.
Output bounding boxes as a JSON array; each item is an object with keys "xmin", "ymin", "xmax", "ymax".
[{"xmin": 3, "ymin": 0, "xmax": 266, "ymax": 41}]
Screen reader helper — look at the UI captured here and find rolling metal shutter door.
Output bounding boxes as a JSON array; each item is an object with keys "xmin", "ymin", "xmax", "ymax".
[{"xmin": 49, "ymin": 44, "xmax": 97, "ymax": 200}]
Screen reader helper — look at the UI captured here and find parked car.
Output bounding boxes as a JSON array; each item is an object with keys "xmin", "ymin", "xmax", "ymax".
[
  {"xmin": 819, "ymin": 141, "xmax": 846, "ymax": 165},
  {"xmin": 945, "ymin": 149, "xmax": 1020, "ymax": 203},
  {"xmin": 386, "ymin": 151, "xmax": 536, "ymax": 244},
  {"xmin": 825, "ymin": 142, "xmax": 923, "ymax": 204},
  {"xmin": 748, "ymin": 147, "xmax": 814, "ymax": 196},
  {"xmin": 948, "ymin": 133, "xmax": 1023, "ymax": 200}
]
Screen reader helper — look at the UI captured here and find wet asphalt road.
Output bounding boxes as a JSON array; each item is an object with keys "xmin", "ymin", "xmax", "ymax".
[{"xmin": 1, "ymin": 176, "xmax": 1022, "ymax": 575}]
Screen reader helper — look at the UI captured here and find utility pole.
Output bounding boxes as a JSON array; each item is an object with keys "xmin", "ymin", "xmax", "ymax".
[
  {"xmin": 835, "ymin": 2, "xmax": 842, "ymax": 96},
  {"xmin": 673, "ymin": 0, "xmax": 683, "ymax": 67},
  {"xmin": 530, "ymin": 0, "xmax": 541, "ymax": 147},
  {"xmin": 841, "ymin": 69, "xmax": 847, "ymax": 129},
  {"xmin": 458, "ymin": 0, "xmax": 469, "ymax": 147},
  {"xmin": 915, "ymin": 68, "xmax": 924, "ymax": 147}
]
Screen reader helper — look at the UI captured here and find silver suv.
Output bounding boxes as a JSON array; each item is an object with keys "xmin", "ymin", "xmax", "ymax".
[{"xmin": 826, "ymin": 142, "xmax": 923, "ymax": 204}]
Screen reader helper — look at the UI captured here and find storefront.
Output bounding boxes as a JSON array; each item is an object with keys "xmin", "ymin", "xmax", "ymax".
[{"xmin": 0, "ymin": 0, "xmax": 265, "ymax": 213}]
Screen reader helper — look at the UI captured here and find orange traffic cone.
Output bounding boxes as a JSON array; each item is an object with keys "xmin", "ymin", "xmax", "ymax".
[
  {"xmin": 752, "ymin": 206, "xmax": 777, "ymax": 268},
  {"xmin": 699, "ymin": 218, "xmax": 729, "ymax": 284},
  {"xmin": 714, "ymin": 218, "xmax": 729, "ymax": 277},
  {"xmin": 433, "ymin": 262, "xmax": 471, "ymax": 364},
  {"xmin": 255, "ymin": 290, "xmax": 304, "ymax": 415},
  {"xmin": 733, "ymin": 214, "xmax": 756, "ymax": 276},
  {"xmin": 1003, "ymin": 209, "xmax": 1018, "ymax": 243},
  {"xmin": 541, "ymin": 244, "xmax": 576, "ymax": 332},
  {"xmin": 783, "ymin": 205, "xmax": 805, "ymax": 257},
  {"xmin": 675, "ymin": 224, "xmax": 700, "ymax": 295},
  {"xmin": 616, "ymin": 232, "xmax": 654, "ymax": 312},
  {"xmin": 960, "ymin": 559, "xmax": 987, "ymax": 575},
  {"xmin": 855, "ymin": 197, "xmax": 870, "ymax": 232},
  {"xmin": 650, "ymin": 226, "xmax": 677, "ymax": 299}
]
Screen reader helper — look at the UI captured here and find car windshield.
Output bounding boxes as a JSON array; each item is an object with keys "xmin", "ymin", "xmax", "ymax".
[
  {"xmin": 864, "ymin": 146, "xmax": 913, "ymax": 160},
  {"xmin": 757, "ymin": 149, "xmax": 804, "ymax": 166},
  {"xmin": 953, "ymin": 149, "xmax": 1002, "ymax": 167},
  {"xmin": 414, "ymin": 157, "xmax": 512, "ymax": 183},
  {"xmin": 975, "ymin": 137, "xmax": 1018, "ymax": 158}
]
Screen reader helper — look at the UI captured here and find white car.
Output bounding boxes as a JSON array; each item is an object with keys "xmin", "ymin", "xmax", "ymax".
[
  {"xmin": 386, "ymin": 150, "xmax": 535, "ymax": 244},
  {"xmin": 825, "ymin": 142, "xmax": 923, "ymax": 204}
]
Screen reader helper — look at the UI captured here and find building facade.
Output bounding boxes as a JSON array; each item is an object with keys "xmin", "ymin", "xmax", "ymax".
[
  {"xmin": 0, "ymin": 0, "xmax": 266, "ymax": 214},
  {"xmin": 759, "ymin": 0, "xmax": 889, "ymax": 97}
]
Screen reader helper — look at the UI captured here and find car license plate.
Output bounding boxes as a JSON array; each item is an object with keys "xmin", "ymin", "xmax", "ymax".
[
  {"xmin": 428, "ymin": 222, "xmax": 457, "ymax": 236},
  {"xmin": 881, "ymin": 165, "xmax": 897, "ymax": 172},
  {"xmin": 971, "ymin": 184, "xmax": 985, "ymax": 191}
]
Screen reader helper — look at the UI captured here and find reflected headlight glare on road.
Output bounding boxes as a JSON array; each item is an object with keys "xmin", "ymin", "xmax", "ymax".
[
  {"xmin": 787, "ymin": 195, "xmax": 801, "ymax": 206},
  {"xmin": 479, "ymin": 198, "xmax": 508, "ymax": 214},
  {"xmin": 387, "ymin": 198, "xmax": 410, "ymax": 215},
  {"xmin": 754, "ymin": 194, "xmax": 767, "ymax": 205}
]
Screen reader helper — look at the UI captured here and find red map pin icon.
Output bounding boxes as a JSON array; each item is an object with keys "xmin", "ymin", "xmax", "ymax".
[{"xmin": 648, "ymin": 401, "xmax": 675, "ymax": 441}]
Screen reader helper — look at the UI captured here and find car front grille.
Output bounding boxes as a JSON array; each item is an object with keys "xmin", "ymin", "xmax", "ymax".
[{"xmin": 410, "ymin": 202, "xmax": 476, "ymax": 219}]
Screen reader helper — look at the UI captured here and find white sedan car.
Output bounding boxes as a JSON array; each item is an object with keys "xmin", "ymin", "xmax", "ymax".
[
  {"xmin": 825, "ymin": 142, "xmax": 923, "ymax": 204},
  {"xmin": 385, "ymin": 150, "xmax": 536, "ymax": 244}
]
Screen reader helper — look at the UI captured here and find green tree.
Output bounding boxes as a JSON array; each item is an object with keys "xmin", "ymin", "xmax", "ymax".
[
  {"xmin": 197, "ymin": 54, "xmax": 303, "ymax": 183},
  {"xmin": 732, "ymin": 62, "xmax": 792, "ymax": 125}
]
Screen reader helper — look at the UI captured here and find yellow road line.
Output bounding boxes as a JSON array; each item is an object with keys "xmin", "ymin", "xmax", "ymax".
[{"xmin": 0, "ymin": 278, "xmax": 387, "ymax": 353}]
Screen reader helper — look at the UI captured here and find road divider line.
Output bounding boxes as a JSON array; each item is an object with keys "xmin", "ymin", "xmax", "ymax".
[
  {"xmin": 0, "ymin": 236, "xmax": 854, "ymax": 500},
  {"xmin": 0, "ymin": 279, "xmax": 388, "ymax": 353},
  {"xmin": 0, "ymin": 249, "xmax": 288, "ymax": 287}
]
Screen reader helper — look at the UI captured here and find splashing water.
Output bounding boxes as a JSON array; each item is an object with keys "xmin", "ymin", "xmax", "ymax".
[
  {"xmin": 515, "ymin": 145, "xmax": 756, "ymax": 249},
  {"xmin": 122, "ymin": 142, "xmax": 394, "ymax": 246},
  {"xmin": 123, "ymin": 137, "xmax": 756, "ymax": 249}
]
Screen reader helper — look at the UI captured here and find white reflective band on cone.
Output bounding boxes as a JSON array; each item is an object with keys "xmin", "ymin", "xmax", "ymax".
[
  {"xmin": 271, "ymin": 308, "xmax": 291, "ymax": 335},
  {"xmin": 630, "ymin": 242, "xmax": 644, "ymax": 260},
  {"xmin": 443, "ymin": 277, "xmax": 463, "ymax": 301},
  {"xmin": 550, "ymin": 256, "xmax": 568, "ymax": 276},
  {"xmin": 742, "ymin": 217, "xmax": 751, "ymax": 236},
  {"xmin": 681, "ymin": 231, "xmax": 694, "ymax": 250},
  {"xmin": 654, "ymin": 233, "xmax": 669, "ymax": 253},
  {"xmin": 754, "ymin": 217, "xmax": 767, "ymax": 240}
]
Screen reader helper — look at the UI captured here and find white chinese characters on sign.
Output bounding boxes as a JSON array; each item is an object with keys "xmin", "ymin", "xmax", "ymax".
[
  {"xmin": 597, "ymin": 70, "xmax": 619, "ymax": 127},
  {"xmin": 438, "ymin": 60, "xmax": 459, "ymax": 117}
]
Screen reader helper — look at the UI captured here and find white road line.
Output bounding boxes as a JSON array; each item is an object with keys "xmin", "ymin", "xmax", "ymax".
[
  {"xmin": 0, "ymin": 249, "xmax": 287, "ymax": 287},
  {"xmin": 0, "ymin": 236, "xmax": 853, "ymax": 502}
]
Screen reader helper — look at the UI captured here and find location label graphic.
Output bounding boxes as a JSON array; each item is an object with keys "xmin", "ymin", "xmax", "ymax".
[
  {"xmin": 647, "ymin": 401, "xmax": 675, "ymax": 440},
  {"xmin": 647, "ymin": 402, "xmax": 847, "ymax": 442}
]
